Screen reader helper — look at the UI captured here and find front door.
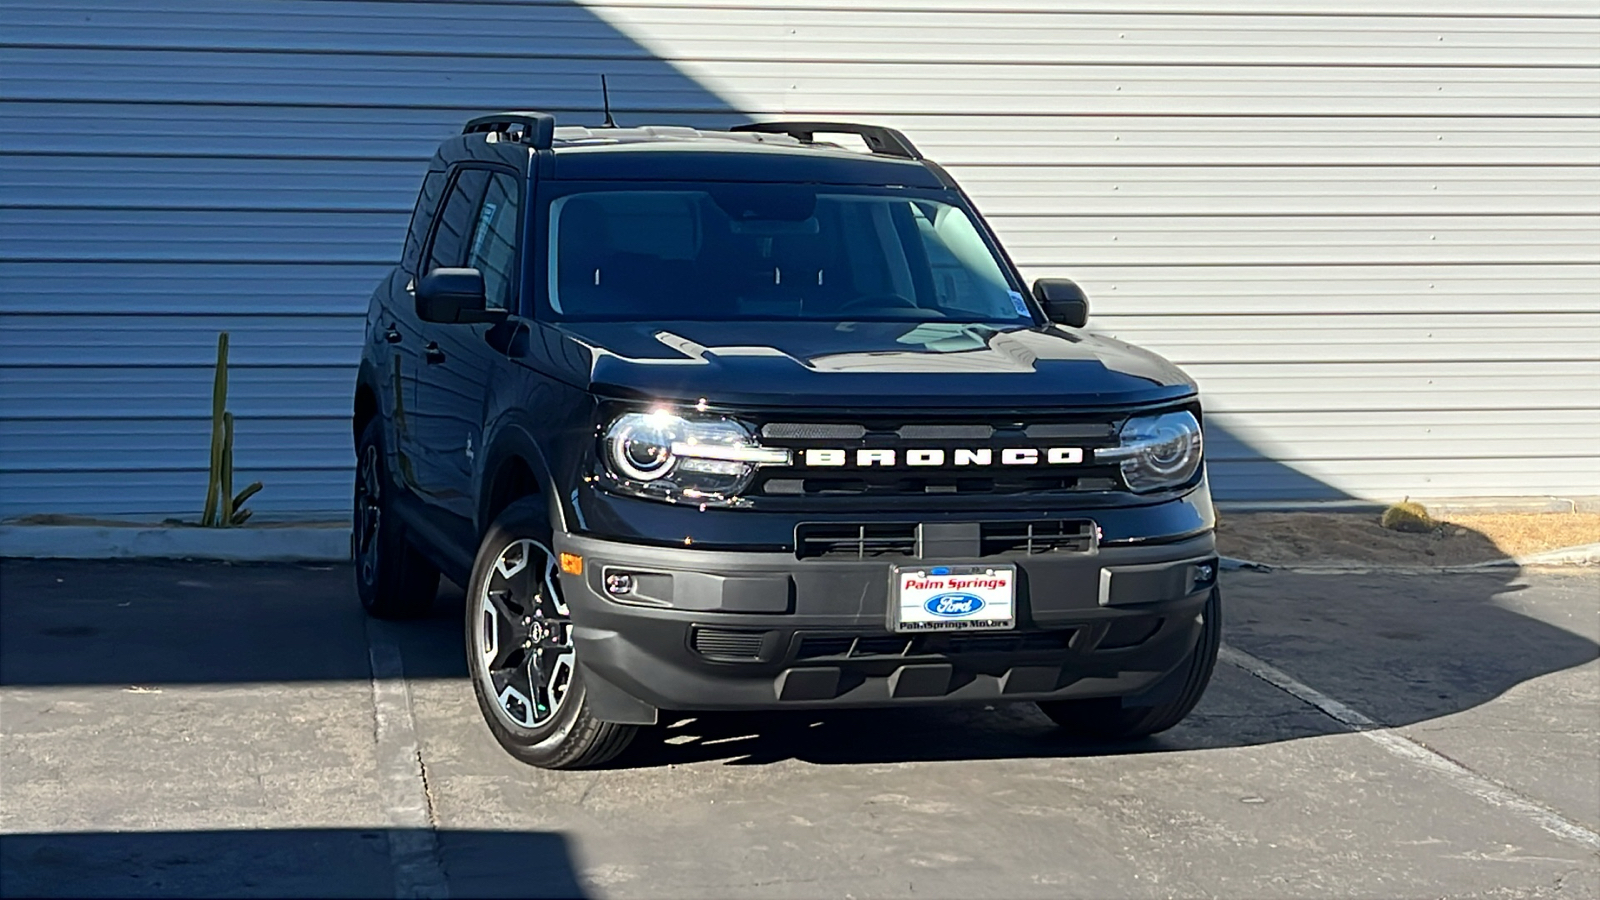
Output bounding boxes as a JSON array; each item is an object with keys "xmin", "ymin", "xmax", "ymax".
[{"xmin": 411, "ymin": 166, "xmax": 524, "ymax": 551}]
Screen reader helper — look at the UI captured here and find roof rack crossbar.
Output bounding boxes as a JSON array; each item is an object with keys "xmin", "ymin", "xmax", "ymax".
[
  {"xmin": 462, "ymin": 111, "xmax": 556, "ymax": 149},
  {"xmin": 730, "ymin": 121, "xmax": 921, "ymax": 160}
]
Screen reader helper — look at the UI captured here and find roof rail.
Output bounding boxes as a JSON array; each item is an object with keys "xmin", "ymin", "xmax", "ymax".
[
  {"xmin": 462, "ymin": 111, "xmax": 556, "ymax": 149},
  {"xmin": 730, "ymin": 121, "xmax": 921, "ymax": 160}
]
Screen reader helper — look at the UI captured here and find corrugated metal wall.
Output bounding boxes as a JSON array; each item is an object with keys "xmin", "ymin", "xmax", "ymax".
[{"xmin": 2, "ymin": 0, "xmax": 1597, "ymax": 519}]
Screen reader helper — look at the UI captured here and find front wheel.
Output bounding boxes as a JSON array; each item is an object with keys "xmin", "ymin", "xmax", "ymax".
[
  {"xmin": 465, "ymin": 497, "xmax": 637, "ymax": 769},
  {"xmin": 1037, "ymin": 586, "xmax": 1221, "ymax": 740}
]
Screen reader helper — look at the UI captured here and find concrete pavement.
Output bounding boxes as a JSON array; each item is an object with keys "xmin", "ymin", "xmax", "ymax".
[{"xmin": 1, "ymin": 559, "xmax": 1595, "ymax": 898}]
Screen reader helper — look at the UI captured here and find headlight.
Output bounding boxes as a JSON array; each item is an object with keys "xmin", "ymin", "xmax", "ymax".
[
  {"xmin": 1095, "ymin": 410, "xmax": 1203, "ymax": 492},
  {"xmin": 600, "ymin": 410, "xmax": 790, "ymax": 504}
]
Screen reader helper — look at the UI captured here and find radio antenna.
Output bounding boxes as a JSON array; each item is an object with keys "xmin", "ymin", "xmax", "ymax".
[{"xmin": 600, "ymin": 74, "xmax": 618, "ymax": 128}]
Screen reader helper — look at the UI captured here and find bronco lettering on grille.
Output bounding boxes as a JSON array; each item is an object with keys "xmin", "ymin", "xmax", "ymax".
[{"xmin": 801, "ymin": 447, "xmax": 1084, "ymax": 468}]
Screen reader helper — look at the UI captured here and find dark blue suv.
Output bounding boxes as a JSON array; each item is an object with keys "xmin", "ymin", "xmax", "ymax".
[{"xmin": 353, "ymin": 113, "xmax": 1220, "ymax": 768}]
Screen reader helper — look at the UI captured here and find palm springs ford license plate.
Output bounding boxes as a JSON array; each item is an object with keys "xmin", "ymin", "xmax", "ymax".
[{"xmin": 892, "ymin": 565, "xmax": 1016, "ymax": 632}]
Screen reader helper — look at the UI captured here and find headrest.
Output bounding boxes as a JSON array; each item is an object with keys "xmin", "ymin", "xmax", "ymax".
[{"xmin": 559, "ymin": 198, "xmax": 611, "ymax": 252}]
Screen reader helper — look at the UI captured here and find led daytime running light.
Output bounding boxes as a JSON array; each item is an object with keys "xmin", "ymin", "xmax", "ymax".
[{"xmin": 669, "ymin": 441, "xmax": 791, "ymax": 465}]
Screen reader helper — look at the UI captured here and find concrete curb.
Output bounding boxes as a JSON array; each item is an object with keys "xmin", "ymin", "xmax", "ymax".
[
  {"xmin": 0, "ymin": 525, "xmax": 351, "ymax": 563},
  {"xmin": 1219, "ymin": 542, "xmax": 1600, "ymax": 574},
  {"xmin": 1499, "ymin": 541, "xmax": 1600, "ymax": 567},
  {"xmin": 1216, "ymin": 496, "xmax": 1600, "ymax": 515}
]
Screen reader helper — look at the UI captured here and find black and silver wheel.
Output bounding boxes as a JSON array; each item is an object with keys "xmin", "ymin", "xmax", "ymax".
[
  {"xmin": 465, "ymin": 497, "xmax": 636, "ymax": 769},
  {"xmin": 353, "ymin": 418, "xmax": 439, "ymax": 619},
  {"xmin": 1037, "ymin": 586, "xmax": 1221, "ymax": 741},
  {"xmin": 473, "ymin": 537, "xmax": 576, "ymax": 728}
]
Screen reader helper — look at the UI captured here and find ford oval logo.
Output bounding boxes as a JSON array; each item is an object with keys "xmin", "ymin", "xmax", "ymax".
[{"xmin": 924, "ymin": 592, "xmax": 985, "ymax": 618}]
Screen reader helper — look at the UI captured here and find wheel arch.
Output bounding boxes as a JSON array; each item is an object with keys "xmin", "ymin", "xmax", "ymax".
[
  {"xmin": 352, "ymin": 359, "xmax": 383, "ymax": 448},
  {"xmin": 353, "ymin": 383, "xmax": 379, "ymax": 448},
  {"xmin": 477, "ymin": 419, "xmax": 565, "ymax": 539}
]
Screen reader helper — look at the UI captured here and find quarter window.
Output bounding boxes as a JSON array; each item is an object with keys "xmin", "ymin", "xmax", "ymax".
[{"xmin": 403, "ymin": 170, "xmax": 447, "ymax": 275}]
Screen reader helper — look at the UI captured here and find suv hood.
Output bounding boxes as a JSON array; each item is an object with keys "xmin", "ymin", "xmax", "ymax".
[{"xmin": 547, "ymin": 320, "xmax": 1195, "ymax": 409}]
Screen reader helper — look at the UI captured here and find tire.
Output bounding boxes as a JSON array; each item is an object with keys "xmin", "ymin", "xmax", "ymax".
[
  {"xmin": 1037, "ymin": 586, "xmax": 1221, "ymax": 740},
  {"xmin": 353, "ymin": 417, "xmax": 440, "ymax": 619},
  {"xmin": 464, "ymin": 497, "xmax": 637, "ymax": 769}
]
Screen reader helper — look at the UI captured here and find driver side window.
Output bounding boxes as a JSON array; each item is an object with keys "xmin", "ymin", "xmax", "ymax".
[
  {"xmin": 466, "ymin": 172, "xmax": 522, "ymax": 311},
  {"xmin": 425, "ymin": 169, "xmax": 490, "ymax": 275}
]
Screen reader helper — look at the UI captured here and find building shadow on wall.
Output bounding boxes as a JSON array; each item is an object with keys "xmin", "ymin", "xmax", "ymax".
[{"xmin": 1, "ymin": 0, "xmax": 1340, "ymax": 517}]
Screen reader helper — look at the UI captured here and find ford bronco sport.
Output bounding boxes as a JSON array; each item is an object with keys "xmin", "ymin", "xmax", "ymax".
[{"xmin": 353, "ymin": 113, "xmax": 1220, "ymax": 768}]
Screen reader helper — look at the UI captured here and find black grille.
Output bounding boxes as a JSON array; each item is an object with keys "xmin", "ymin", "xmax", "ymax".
[
  {"xmin": 796, "ymin": 635, "xmax": 913, "ymax": 660},
  {"xmin": 690, "ymin": 627, "xmax": 767, "ymax": 661},
  {"xmin": 796, "ymin": 523, "xmax": 919, "ymax": 559},
  {"xmin": 750, "ymin": 415, "xmax": 1126, "ymax": 499},
  {"xmin": 943, "ymin": 631, "xmax": 1075, "ymax": 654},
  {"xmin": 979, "ymin": 520, "xmax": 1097, "ymax": 556},
  {"xmin": 795, "ymin": 520, "xmax": 1096, "ymax": 559},
  {"xmin": 757, "ymin": 472, "xmax": 1120, "ymax": 497},
  {"xmin": 896, "ymin": 424, "xmax": 993, "ymax": 440},
  {"xmin": 795, "ymin": 630, "xmax": 1075, "ymax": 660},
  {"xmin": 795, "ymin": 636, "xmax": 857, "ymax": 659},
  {"xmin": 854, "ymin": 636, "xmax": 913, "ymax": 656},
  {"xmin": 761, "ymin": 422, "xmax": 867, "ymax": 440}
]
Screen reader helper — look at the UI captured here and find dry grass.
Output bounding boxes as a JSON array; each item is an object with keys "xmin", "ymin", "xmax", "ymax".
[
  {"xmin": 1441, "ymin": 512, "xmax": 1600, "ymax": 559},
  {"xmin": 1217, "ymin": 510, "xmax": 1600, "ymax": 568}
]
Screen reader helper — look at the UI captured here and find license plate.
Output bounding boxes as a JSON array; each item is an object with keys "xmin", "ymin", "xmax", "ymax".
[{"xmin": 891, "ymin": 564, "xmax": 1016, "ymax": 632}]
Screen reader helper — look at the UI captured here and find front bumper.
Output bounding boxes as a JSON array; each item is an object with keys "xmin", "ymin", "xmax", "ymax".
[{"xmin": 556, "ymin": 528, "xmax": 1217, "ymax": 723}]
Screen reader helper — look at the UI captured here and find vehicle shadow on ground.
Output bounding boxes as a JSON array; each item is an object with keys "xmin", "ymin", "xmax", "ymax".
[
  {"xmin": 607, "ymin": 565, "xmax": 1600, "ymax": 769},
  {"xmin": 0, "ymin": 827, "xmax": 585, "ymax": 899},
  {"xmin": 5, "ymin": 545, "xmax": 1593, "ymax": 771}
]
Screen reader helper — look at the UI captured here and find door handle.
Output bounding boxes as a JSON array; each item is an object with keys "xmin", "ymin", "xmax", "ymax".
[
  {"xmin": 384, "ymin": 326, "xmax": 402, "ymax": 344},
  {"xmin": 424, "ymin": 342, "xmax": 446, "ymax": 364}
]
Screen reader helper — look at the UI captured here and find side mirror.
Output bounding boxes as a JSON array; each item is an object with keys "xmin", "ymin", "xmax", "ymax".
[
  {"xmin": 416, "ymin": 268, "xmax": 504, "ymax": 324},
  {"xmin": 1032, "ymin": 278, "xmax": 1089, "ymax": 328}
]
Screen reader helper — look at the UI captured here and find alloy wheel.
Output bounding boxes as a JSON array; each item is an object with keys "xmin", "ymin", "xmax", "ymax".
[
  {"xmin": 355, "ymin": 444, "xmax": 382, "ymax": 585},
  {"xmin": 474, "ymin": 538, "xmax": 575, "ymax": 729}
]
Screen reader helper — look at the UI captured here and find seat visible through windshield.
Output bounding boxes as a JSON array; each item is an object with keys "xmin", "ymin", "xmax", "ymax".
[{"xmin": 545, "ymin": 184, "xmax": 1031, "ymax": 323}]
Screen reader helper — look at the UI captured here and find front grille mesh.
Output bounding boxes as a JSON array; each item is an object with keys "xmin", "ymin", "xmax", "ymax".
[
  {"xmin": 979, "ymin": 520, "xmax": 1096, "ymax": 555},
  {"xmin": 795, "ymin": 520, "xmax": 1096, "ymax": 559},
  {"xmin": 795, "ymin": 523, "xmax": 919, "ymax": 559}
]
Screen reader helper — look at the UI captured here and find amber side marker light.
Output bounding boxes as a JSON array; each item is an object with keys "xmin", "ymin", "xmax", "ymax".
[{"xmin": 559, "ymin": 552, "xmax": 584, "ymax": 575}]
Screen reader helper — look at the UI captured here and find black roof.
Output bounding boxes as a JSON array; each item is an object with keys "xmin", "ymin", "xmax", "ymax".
[
  {"xmin": 551, "ymin": 135, "xmax": 944, "ymax": 186},
  {"xmin": 458, "ymin": 113, "xmax": 949, "ymax": 188}
]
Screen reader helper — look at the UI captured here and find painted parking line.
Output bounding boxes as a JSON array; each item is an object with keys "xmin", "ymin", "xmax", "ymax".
[
  {"xmin": 1220, "ymin": 644, "xmax": 1600, "ymax": 852},
  {"xmin": 368, "ymin": 628, "xmax": 451, "ymax": 900}
]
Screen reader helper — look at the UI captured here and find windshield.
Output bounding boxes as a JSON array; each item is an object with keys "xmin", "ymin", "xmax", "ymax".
[{"xmin": 543, "ymin": 184, "xmax": 1031, "ymax": 323}]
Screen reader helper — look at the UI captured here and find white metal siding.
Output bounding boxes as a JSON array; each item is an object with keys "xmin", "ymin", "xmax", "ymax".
[{"xmin": 2, "ymin": 0, "xmax": 1597, "ymax": 518}]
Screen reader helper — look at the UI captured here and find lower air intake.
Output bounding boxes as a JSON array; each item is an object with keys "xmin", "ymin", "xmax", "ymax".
[{"xmin": 690, "ymin": 627, "xmax": 768, "ymax": 661}]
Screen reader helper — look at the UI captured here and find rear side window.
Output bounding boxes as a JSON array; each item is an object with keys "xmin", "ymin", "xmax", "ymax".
[
  {"xmin": 466, "ymin": 172, "xmax": 522, "ymax": 311},
  {"xmin": 425, "ymin": 169, "xmax": 490, "ymax": 274}
]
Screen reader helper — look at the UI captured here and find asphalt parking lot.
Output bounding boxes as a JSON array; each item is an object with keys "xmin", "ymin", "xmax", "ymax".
[{"xmin": 1, "ymin": 558, "xmax": 1595, "ymax": 899}]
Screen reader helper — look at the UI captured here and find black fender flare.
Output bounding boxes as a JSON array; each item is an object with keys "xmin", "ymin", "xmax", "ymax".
[
  {"xmin": 353, "ymin": 359, "xmax": 382, "ymax": 423},
  {"xmin": 477, "ymin": 410, "xmax": 567, "ymax": 538}
]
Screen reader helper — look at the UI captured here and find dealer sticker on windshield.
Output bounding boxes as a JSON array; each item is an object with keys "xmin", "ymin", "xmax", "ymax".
[{"xmin": 892, "ymin": 565, "xmax": 1016, "ymax": 632}]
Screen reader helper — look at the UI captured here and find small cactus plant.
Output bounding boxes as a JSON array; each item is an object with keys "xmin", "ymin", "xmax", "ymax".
[
  {"xmin": 1380, "ymin": 498, "xmax": 1436, "ymax": 534},
  {"xmin": 200, "ymin": 332, "xmax": 263, "ymax": 527}
]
